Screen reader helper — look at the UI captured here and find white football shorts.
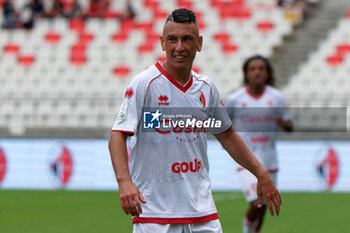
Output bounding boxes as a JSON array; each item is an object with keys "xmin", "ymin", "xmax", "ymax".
[
  {"xmin": 238, "ymin": 168, "xmax": 277, "ymax": 203},
  {"xmin": 133, "ymin": 219, "xmax": 223, "ymax": 233}
]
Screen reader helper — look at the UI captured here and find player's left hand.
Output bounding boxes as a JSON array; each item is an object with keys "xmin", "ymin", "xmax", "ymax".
[
  {"xmin": 276, "ymin": 117, "xmax": 285, "ymax": 129},
  {"xmin": 276, "ymin": 117, "xmax": 293, "ymax": 132},
  {"xmin": 257, "ymin": 174, "xmax": 282, "ymax": 216}
]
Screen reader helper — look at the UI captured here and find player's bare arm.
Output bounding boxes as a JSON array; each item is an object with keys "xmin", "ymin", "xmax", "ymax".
[
  {"xmin": 214, "ymin": 127, "xmax": 282, "ymax": 216},
  {"xmin": 108, "ymin": 131, "xmax": 146, "ymax": 217}
]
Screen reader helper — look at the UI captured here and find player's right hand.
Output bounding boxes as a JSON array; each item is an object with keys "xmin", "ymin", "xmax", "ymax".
[{"xmin": 118, "ymin": 180, "xmax": 147, "ymax": 216}]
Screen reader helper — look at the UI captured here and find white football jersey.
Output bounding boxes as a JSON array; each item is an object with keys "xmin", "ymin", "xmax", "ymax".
[
  {"xmin": 112, "ymin": 62, "xmax": 232, "ymax": 224},
  {"xmin": 225, "ymin": 86, "xmax": 291, "ymax": 171}
]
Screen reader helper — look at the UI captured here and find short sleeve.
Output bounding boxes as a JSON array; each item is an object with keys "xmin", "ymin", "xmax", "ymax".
[
  {"xmin": 111, "ymin": 78, "xmax": 145, "ymax": 135},
  {"xmin": 276, "ymin": 95, "xmax": 292, "ymax": 122}
]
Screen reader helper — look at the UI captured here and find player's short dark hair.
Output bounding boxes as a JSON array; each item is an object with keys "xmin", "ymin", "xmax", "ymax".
[
  {"xmin": 243, "ymin": 55, "xmax": 275, "ymax": 87},
  {"xmin": 165, "ymin": 8, "xmax": 198, "ymax": 27}
]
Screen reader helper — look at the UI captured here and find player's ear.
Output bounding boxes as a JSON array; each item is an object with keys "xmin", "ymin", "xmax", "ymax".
[
  {"xmin": 160, "ymin": 36, "xmax": 165, "ymax": 51},
  {"xmin": 197, "ymin": 36, "xmax": 203, "ymax": 52}
]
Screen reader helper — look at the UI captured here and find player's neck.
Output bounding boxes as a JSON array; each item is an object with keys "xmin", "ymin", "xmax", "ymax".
[
  {"xmin": 247, "ymin": 85, "xmax": 265, "ymax": 97},
  {"xmin": 163, "ymin": 62, "xmax": 192, "ymax": 86}
]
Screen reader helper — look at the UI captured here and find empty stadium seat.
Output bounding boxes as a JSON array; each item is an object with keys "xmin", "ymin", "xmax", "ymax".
[
  {"xmin": 0, "ymin": 0, "xmax": 295, "ymax": 136},
  {"xmin": 282, "ymin": 11, "xmax": 350, "ymax": 109}
]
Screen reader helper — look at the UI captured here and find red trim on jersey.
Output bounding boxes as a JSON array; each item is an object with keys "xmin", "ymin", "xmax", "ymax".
[
  {"xmin": 143, "ymin": 74, "xmax": 162, "ymax": 107},
  {"xmin": 193, "ymin": 75, "xmax": 211, "ymax": 88},
  {"xmin": 237, "ymin": 167, "xmax": 278, "ymax": 174},
  {"xmin": 111, "ymin": 130, "xmax": 135, "ymax": 136},
  {"xmin": 245, "ymin": 86, "xmax": 266, "ymax": 100},
  {"xmin": 155, "ymin": 62, "xmax": 193, "ymax": 93},
  {"xmin": 132, "ymin": 213, "xmax": 219, "ymax": 224}
]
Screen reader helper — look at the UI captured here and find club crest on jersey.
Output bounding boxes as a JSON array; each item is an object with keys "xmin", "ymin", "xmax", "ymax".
[
  {"xmin": 158, "ymin": 95, "xmax": 169, "ymax": 106},
  {"xmin": 199, "ymin": 91, "xmax": 206, "ymax": 108}
]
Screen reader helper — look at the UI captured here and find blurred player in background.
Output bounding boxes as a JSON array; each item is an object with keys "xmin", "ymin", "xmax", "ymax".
[
  {"xmin": 225, "ymin": 55, "xmax": 293, "ymax": 233},
  {"xmin": 109, "ymin": 10, "xmax": 281, "ymax": 233}
]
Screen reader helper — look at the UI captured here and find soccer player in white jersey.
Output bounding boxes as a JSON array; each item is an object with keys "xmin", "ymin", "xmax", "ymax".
[
  {"xmin": 109, "ymin": 9, "xmax": 282, "ymax": 233},
  {"xmin": 225, "ymin": 55, "xmax": 293, "ymax": 233}
]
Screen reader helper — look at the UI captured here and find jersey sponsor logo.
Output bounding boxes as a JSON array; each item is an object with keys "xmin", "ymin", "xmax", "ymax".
[
  {"xmin": 240, "ymin": 114, "xmax": 276, "ymax": 124},
  {"xmin": 251, "ymin": 136, "xmax": 270, "ymax": 143},
  {"xmin": 171, "ymin": 159, "xmax": 201, "ymax": 173},
  {"xmin": 199, "ymin": 91, "xmax": 206, "ymax": 108},
  {"xmin": 158, "ymin": 95, "xmax": 169, "ymax": 106},
  {"xmin": 316, "ymin": 147, "xmax": 339, "ymax": 190},
  {"xmin": 124, "ymin": 87, "xmax": 134, "ymax": 99},
  {"xmin": 49, "ymin": 145, "xmax": 73, "ymax": 188},
  {"xmin": 155, "ymin": 118, "xmax": 221, "ymax": 135},
  {"xmin": 144, "ymin": 109, "xmax": 162, "ymax": 129},
  {"xmin": 0, "ymin": 147, "xmax": 7, "ymax": 185},
  {"xmin": 155, "ymin": 119, "xmax": 206, "ymax": 142}
]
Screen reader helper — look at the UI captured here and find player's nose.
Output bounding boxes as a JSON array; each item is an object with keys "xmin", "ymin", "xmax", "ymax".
[{"xmin": 175, "ymin": 41, "xmax": 185, "ymax": 51}]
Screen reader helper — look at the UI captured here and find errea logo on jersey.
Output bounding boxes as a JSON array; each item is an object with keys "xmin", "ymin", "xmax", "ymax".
[{"xmin": 158, "ymin": 95, "xmax": 169, "ymax": 106}]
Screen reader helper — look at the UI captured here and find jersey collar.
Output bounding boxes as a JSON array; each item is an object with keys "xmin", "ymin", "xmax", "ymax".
[
  {"xmin": 155, "ymin": 61, "xmax": 193, "ymax": 93},
  {"xmin": 245, "ymin": 86, "xmax": 267, "ymax": 100}
]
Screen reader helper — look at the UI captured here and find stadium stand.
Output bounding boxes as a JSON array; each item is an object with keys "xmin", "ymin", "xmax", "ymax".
[
  {"xmin": 280, "ymin": 2, "xmax": 350, "ymax": 133},
  {"xmin": 1, "ymin": 0, "xmax": 349, "ymax": 138},
  {"xmin": 0, "ymin": 0, "xmax": 296, "ymax": 137}
]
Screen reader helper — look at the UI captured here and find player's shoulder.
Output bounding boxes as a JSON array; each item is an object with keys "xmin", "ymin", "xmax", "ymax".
[
  {"xmin": 192, "ymin": 71, "xmax": 217, "ymax": 88},
  {"xmin": 129, "ymin": 63, "xmax": 162, "ymax": 87},
  {"xmin": 266, "ymin": 85, "xmax": 285, "ymax": 99}
]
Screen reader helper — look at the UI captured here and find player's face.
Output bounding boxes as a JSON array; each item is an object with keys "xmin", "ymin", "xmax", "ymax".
[
  {"xmin": 161, "ymin": 21, "xmax": 202, "ymax": 72},
  {"xmin": 246, "ymin": 59, "xmax": 269, "ymax": 87}
]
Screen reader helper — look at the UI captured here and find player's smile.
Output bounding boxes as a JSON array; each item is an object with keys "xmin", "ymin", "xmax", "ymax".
[{"xmin": 174, "ymin": 55, "xmax": 186, "ymax": 60}]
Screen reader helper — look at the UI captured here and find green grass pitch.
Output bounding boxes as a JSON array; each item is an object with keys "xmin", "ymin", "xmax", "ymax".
[{"xmin": 0, "ymin": 190, "xmax": 349, "ymax": 233}]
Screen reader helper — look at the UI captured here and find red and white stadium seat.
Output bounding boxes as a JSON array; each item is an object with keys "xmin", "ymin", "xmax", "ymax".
[{"xmin": 0, "ymin": 0, "xmax": 294, "ymax": 135}]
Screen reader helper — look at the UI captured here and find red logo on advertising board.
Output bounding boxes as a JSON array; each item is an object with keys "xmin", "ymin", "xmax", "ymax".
[
  {"xmin": 125, "ymin": 87, "xmax": 134, "ymax": 99},
  {"xmin": 50, "ymin": 146, "xmax": 73, "ymax": 188},
  {"xmin": 158, "ymin": 95, "xmax": 169, "ymax": 106},
  {"xmin": 317, "ymin": 147, "xmax": 339, "ymax": 190},
  {"xmin": 0, "ymin": 147, "xmax": 7, "ymax": 184}
]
